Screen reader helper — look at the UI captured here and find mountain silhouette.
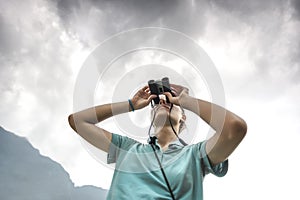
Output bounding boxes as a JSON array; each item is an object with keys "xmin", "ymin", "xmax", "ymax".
[{"xmin": 0, "ymin": 126, "xmax": 107, "ymax": 200}]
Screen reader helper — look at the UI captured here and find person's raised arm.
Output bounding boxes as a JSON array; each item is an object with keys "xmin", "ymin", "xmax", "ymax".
[
  {"xmin": 68, "ymin": 86, "xmax": 156, "ymax": 153},
  {"xmin": 165, "ymin": 84, "xmax": 247, "ymax": 166}
]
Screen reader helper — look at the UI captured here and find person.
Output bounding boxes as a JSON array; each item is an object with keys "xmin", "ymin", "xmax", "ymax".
[{"xmin": 68, "ymin": 83, "xmax": 247, "ymax": 200}]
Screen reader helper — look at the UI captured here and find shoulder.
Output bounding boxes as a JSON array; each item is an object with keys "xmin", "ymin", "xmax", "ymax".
[
  {"xmin": 190, "ymin": 140, "xmax": 229, "ymax": 177},
  {"xmin": 188, "ymin": 141, "xmax": 206, "ymax": 154}
]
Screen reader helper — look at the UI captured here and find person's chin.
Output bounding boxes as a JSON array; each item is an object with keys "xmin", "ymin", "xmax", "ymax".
[
  {"xmin": 157, "ymin": 106, "xmax": 170, "ymax": 111},
  {"xmin": 154, "ymin": 112, "xmax": 168, "ymax": 123},
  {"xmin": 155, "ymin": 109, "xmax": 169, "ymax": 117},
  {"xmin": 155, "ymin": 110, "xmax": 168, "ymax": 117}
]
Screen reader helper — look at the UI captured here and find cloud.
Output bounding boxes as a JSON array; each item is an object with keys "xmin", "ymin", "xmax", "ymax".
[
  {"xmin": 212, "ymin": 0, "xmax": 300, "ymax": 79},
  {"xmin": 0, "ymin": 15, "xmax": 22, "ymax": 56},
  {"xmin": 1, "ymin": 0, "xmax": 300, "ymax": 197},
  {"xmin": 291, "ymin": 0, "xmax": 300, "ymax": 19},
  {"xmin": 210, "ymin": 0, "xmax": 285, "ymax": 14},
  {"xmin": 0, "ymin": 0, "xmax": 87, "ymax": 183},
  {"xmin": 194, "ymin": 0, "xmax": 300, "ymax": 103},
  {"xmin": 50, "ymin": 0, "xmax": 212, "ymax": 45}
]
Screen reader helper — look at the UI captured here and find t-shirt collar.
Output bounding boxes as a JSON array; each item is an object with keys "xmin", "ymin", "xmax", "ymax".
[{"xmin": 150, "ymin": 137, "xmax": 184, "ymax": 150}]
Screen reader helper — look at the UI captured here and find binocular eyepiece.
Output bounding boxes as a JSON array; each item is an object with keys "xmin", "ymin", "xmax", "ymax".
[{"xmin": 148, "ymin": 77, "xmax": 175, "ymax": 104}]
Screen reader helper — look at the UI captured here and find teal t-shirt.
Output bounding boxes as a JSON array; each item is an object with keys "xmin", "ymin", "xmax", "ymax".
[{"xmin": 106, "ymin": 133, "xmax": 228, "ymax": 200}]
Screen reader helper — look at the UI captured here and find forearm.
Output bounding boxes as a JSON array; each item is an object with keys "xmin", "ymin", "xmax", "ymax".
[
  {"xmin": 71, "ymin": 101, "xmax": 131, "ymax": 125},
  {"xmin": 181, "ymin": 96, "xmax": 244, "ymax": 133},
  {"xmin": 166, "ymin": 84, "xmax": 247, "ymax": 165},
  {"xmin": 68, "ymin": 86, "xmax": 154, "ymax": 152}
]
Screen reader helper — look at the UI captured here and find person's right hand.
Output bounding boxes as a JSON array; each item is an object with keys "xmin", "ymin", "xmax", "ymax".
[{"xmin": 130, "ymin": 86, "xmax": 156, "ymax": 110}]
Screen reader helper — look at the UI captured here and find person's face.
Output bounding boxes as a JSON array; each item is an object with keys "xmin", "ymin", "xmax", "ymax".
[{"xmin": 151, "ymin": 97, "xmax": 185, "ymax": 129}]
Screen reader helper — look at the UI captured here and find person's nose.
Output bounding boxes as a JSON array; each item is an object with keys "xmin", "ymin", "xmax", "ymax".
[
  {"xmin": 159, "ymin": 99, "xmax": 165, "ymax": 105},
  {"xmin": 159, "ymin": 95, "xmax": 167, "ymax": 105}
]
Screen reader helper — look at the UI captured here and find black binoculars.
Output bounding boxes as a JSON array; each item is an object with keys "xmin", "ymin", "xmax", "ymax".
[{"xmin": 148, "ymin": 77, "xmax": 175, "ymax": 104}]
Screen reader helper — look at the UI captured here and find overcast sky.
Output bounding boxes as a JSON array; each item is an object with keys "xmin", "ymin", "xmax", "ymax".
[{"xmin": 1, "ymin": 0, "xmax": 300, "ymax": 199}]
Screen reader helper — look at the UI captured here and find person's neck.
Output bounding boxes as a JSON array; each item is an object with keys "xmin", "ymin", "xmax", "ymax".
[{"xmin": 154, "ymin": 126, "xmax": 179, "ymax": 150}]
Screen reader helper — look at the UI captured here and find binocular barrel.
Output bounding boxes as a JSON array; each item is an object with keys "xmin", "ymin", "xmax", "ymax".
[{"xmin": 148, "ymin": 77, "xmax": 173, "ymax": 104}]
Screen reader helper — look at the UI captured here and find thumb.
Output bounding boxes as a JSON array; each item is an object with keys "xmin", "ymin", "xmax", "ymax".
[{"xmin": 164, "ymin": 92, "xmax": 174, "ymax": 102}]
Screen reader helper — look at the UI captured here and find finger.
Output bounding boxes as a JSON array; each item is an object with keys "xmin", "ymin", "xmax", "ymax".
[
  {"xmin": 170, "ymin": 84, "xmax": 182, "ymax": 90},
  {"xmin": 170, "ymin": 83, "xmax": 179, "ymax": 87},
  {"xmin": 171, "ymin": 86, "xmax": 178, "ymax": 93},
  {"xmin": 171, "ymin": 85, "xmax": 185, "ymax": 94},
  {"xmin": 141, "ymin": 85, "xmax": 148, "ymax": 91},
  {"xmin": 172, "ymin": 91, "xmax": 178, "ymax": 97},
  {"xmin": 171, "ymin": 83, "xmax": 187, "ymax": 90},
  {"xmin": 183, "ymin": 87, "xmax": 189, "ymax": 94},
  {"xmin": 147, "ymin": 94, "xmax": 157, "ymax": 103},
  {"xmin": 163, "ymin": 92, "xmax": 173, "ymax": 100}
]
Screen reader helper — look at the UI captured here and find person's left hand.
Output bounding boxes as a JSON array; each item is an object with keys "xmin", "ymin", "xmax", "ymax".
[{"xmin": 164, "ymin": 84, "xmax": 190, "ymax": 106}]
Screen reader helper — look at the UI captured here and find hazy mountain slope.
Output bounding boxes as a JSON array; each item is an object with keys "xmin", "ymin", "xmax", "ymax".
[{"xmin": 0, "ymin": 126, "xmax": 107, "ymax": 200}]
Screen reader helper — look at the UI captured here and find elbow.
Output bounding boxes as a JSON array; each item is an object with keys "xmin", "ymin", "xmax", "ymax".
[
  {"xmin": 68, "ymin": 114, "xmax": 77, "ymax": 132},
  {"xmin": 228, "ymin": 117, "xmax": 247, "ymax": 140}
]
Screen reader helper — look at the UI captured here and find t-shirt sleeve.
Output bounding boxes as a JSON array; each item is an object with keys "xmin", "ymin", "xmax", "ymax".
[
  {"xmin": 107, "ymin": 133, "xmax": 138, "ymax": 164},
  {"xmin": 195, "ymin": 140, "xmax": 228, "ymax": 177}
]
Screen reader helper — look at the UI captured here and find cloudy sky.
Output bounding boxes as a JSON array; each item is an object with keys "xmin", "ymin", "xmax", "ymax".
[{"xmin": 1, "ymin": 0, "xmax": 300, "ymax": 199}]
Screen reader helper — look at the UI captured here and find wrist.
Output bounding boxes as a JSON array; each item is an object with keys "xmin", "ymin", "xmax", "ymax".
[
  {"xmin": 180, "ymin": 96, "xmax": 196, "ymax": 110},
  {"xmin": 128, "ymin": 99, "xmax": 135, "ymax": 112}
]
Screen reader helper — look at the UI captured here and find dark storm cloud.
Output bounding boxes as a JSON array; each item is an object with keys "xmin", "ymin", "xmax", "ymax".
[
  {"xmin": 47, "ymin": 0, "xmax": 300, "ymax": 99},
  {"xmin": 210, "ymin": 0, "xmax": 285, "ymax": 13},
  {"xmin": 292, "ymin": 0, "xmax": 300, "ymax": 19},
  {"xmin": 51, "ymin": 0, "xmax": 209, "ymax": 44}
]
